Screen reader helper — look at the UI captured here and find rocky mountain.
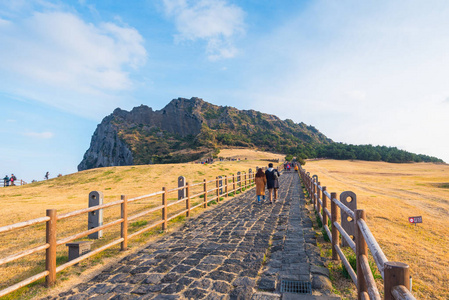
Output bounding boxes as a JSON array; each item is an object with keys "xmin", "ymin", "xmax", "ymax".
[{"xmin": 78, "ymin": 97, "xmax": 332, "ymax": 170}]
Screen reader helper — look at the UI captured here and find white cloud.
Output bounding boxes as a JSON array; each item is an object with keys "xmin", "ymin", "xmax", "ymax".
[
  {"xmin": 162, "ymin": 0, "xmax": 245, "ymax": 60},
  {"xmin": 23, "ymin": 131, "xmax": 54, "ymax": 139},
  {"xmin": 243, "ymin": 0, "xmax": 449, "ymax": 162},
  {"xmin": 0, "ymin": 10, "xmax": 147, "ymax": 119},
  {"xmin": 0, "ymin": 17, "xmax": 10, "ymax": 26}
]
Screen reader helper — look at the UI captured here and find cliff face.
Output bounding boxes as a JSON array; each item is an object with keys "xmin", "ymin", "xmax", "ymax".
[
  {"xmin": 78, "ymin": 97, "xmax": 332, "ymax": 170},
  {"xmin": 77, "ymin": 116, "xmax": 134, "ymax": 171},
  {"xmin": 78, "ymin": 98, "xmax": 205, "ymax": 171}
]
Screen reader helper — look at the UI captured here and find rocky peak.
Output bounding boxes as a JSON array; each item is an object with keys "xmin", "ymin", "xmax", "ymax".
[{"xmin": 78, "ymin": 97, "xmax": 332, "ymax": 171}]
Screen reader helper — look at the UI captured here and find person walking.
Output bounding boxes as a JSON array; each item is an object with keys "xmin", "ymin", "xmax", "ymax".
[
  {"xmin": 265, "ymin": 163, "xmax": 280, "ymax": 204},
  {"xmin": 3, "ymin": 175, "xmax": 10, "ymax": 187},
  {"xmin": 273, "ymin": 169, "xmax": 280, "ymax": 201},
  {"xmin": 45, "ymin": 172, "xmax": 49, "ymax": 180},
  {"xmin": 255, "ymin": 168, "xmax": 267, "ymax": 203},
  {"xmin": 10, "ymin": 174, "xmax": 16, "ymax": 186}
]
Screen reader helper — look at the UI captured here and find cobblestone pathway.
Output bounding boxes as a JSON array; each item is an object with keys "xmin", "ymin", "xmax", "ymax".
[{"xmin": 45, "ymin": 172, "xmax": 335, "ymax": 300}]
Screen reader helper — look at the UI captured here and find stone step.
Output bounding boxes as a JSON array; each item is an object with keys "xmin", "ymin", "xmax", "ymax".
[{"xmin": 282, "ymin": 293, "xmax": 341, "ymax": 300}]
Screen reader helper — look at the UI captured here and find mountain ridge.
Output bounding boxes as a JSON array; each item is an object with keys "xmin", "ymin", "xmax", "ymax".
[
  {"xmin": 79, "ymin": 97, "xmax": 444, "ymax": 171},
  {"xmin": 78, "ymin": 97, "xmax": 331, "ymax": 170}
]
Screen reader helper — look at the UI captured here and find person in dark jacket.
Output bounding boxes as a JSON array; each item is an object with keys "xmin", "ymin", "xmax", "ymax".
[
  {"xmin": 3, "ymin": 175, "xmax": 10, "ymax": 187},
  {"xmin": 265, "ymin": 163, "xmax": 280, "ymax": 204},
  {"xmin": 10, "ymin": 174, "xmax": 16, "ymax": 186}
]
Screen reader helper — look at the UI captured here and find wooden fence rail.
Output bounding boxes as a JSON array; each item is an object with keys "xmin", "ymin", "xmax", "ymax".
[
  {"xmin": 1, "ymin": 179, "xmax": 27, "ymax": 187},
  {"xmin": 299, "ymin": 165, "xmax": 416, "ymax": 300},
  {"xmin": 0, "ymin": 168, "xmax": 264, "ymax": 298}
]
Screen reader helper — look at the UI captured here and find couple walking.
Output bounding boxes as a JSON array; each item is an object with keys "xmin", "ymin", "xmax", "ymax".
[{"xmin": 255, "ymin": 163, "xmax": 281, "ymax": 204}]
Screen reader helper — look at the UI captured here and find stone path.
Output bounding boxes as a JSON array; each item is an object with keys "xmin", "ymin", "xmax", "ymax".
[{"xmin": 44, "ymin": 172, "xmax": 337, "ymax": 300}]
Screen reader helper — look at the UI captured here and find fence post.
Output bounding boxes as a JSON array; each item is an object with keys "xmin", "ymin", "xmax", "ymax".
[
  {"xmin": 312, "ymin": 175, "xmax": 318, "ymax": 209},
  {"xmin": 225, "ymin": 175, "xmax": 228, "ymax": 197},
  {"xmin": 331, "ymin": 192, "xmax": 339, "ymax": 261},
  {"xmin": 216, "ymin": 177, "xmax": 219, "ymax": 201},
  {"xmin": 341, "ymin": 191, "xmax": 357, "ymax": 247},
  {"xmin": 233, "ymin": 175, "xmax": 236, "ymax": 193},
  {"xmin": 88, "ymin": 191, "xmax": 103, "ymax": 239},
  {"xmin": 178, "ymin": 176, "xmax": 186, "ymax": 200},
  {"xmin": 323, "ymin": 187, "xmax": 328, "ymax": 228},
  {"xmin": 237, "ymin": 171, "xmax": 241, "ymax": 192},
  {"xmin": 45, "ymin": 209, "xmax": 57, "ymax": 287},
  {"xmin": 320, "ymin": 186, "xmax": 326, "ymax": 222},
  {"xmin": 121, "ymin": 195, "xmax": 128, "ymax": 251},
  {"xmin": 355, "ymin": 209, "xmax": 368, "ymax": 299},
  {"xmin": 384, "ymin": 262, "xmax": 411, "ymax": 300},
  {"xmin": 244, "ymin": 173, "xmax": 247, "ymax": 189},
  {"xmin": 317, "ymin": 182, "xmax": 321, "ymax": 214},
  {"xmin": 306, "ymin": 176, "xmax": 312, "ymax": 195},
  {"xmin": 186, "ymin": 182, "xmax": 190, "ymax": 217},
  {"xmin": 203, "ymin": 179, "xmax": 207, "ymax": 208},
  {"xmin": 162, "ymin": 187, "xmax": 167, "ymax": 231}
]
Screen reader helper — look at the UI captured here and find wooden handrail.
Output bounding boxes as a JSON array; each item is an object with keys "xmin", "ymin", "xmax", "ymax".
[
  {"xmin": 333, "ymin": 222, "xmax": 356, "ymax": 251},
  {"xmin": 335, "ymin": 244, "xmax": 357, "ymax": 285},
  {"xmin": 128, "ymin": 220, "xmax": 165, "ymax": 239},
  {"xmin": 0, "ymin": 244, "xmax": 50, "ymax": 266},
  {"xmin": 0, "ymin": 166, "xmax": 256, "ymax": 298},
  {"xmin": 0, "ymin": 270, "xmax": 49, "ymax": 297},
  {"xmin": 391, "ymin": 285, "xmax": 416, "ymax": 300},
  {"xmin": 0, "ymin": 216, "xmax": 50, "ymax": 234},
  {"xmin": 360, "ymin": 254, "xmax": 381, "ymax": 300},
  {"xmin": 57, "ymin": 199, "xmax": 124, "ymax": 220},
  {"xmin": 56, "ymin": 238, "xmax": 124, "ymax": 273},
  {"xmin": 128, "ymin": 205, "xmax": 165, "ymax": 221},
  {"xmin": 332, "ymin": 197, "xmax": 355, "ymax": 219},
  {"xmin": 357, "ymin": 218, "xmax": 388, "ymax": 278},
  {"xmin": 56, "ymin": 218, "xmax": 123, "ymax": 246},
  {"xmin": 128, "ymin": 190, "xmax": 163, "ymax": 202},
  {"xmin": 298, "ymin": 165, "xmax": 415, "ymax": 300}
]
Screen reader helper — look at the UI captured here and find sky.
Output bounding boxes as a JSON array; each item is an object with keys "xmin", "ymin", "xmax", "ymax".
[{"xmin": 1, "ymin": 0, "xmax": 449, "ymax": 182}]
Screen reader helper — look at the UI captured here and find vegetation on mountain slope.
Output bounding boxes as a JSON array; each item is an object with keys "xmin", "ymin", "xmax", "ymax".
[{"xmin": 80, "ymin": 97, "xmax": 444, "ymax": 169}]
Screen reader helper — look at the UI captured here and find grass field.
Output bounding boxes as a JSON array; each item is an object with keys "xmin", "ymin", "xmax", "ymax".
[
  {"xmin": 3, "ymin": 152, "xmax": 445, "ymax": 299},
  {"xmin": 0, "ymin": 149, "xmax": 283, "ymax": 299},
  {"xmin": 304, "ymin": 159, "xmax": 449, "ymax": 300}
]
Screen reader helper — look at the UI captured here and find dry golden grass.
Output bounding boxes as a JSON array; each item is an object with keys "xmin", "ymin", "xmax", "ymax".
[
  {"xmin": 304, "ymin": 159, "xmax": 449, "ymax": 299},
  {"xmin": 0, "ymin": 149, "xmax": 284, "ymax": 299}
]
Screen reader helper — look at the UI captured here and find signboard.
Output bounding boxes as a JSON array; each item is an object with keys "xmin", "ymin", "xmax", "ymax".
[{"xmin": 408, "ymin": 216, "xmax": 422, "ymax": 224}]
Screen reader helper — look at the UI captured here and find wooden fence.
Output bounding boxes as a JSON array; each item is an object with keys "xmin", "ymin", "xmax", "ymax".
[
  {"xmin": 1, "ymin": 179, "xmax": 27, "ymax": 187},
  {"xmin": 299, "ymin": 165, "xmax": 416, "ymax": 300},
  {"xmin": 0, "ymin": 169, "xmax": 257, "ymax": 297}
]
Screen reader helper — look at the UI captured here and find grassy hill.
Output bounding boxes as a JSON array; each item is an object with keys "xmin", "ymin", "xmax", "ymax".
[
  {"xmin": 1, "ymin": 152, "xmax": 447, "ymax": 299},
  {"xmin": 0, "ymin": 149, "xmax": 283, "ymax": 299},
  {"xmin": 305, "ymin": 159, "xmax": 449, "ymax": 300}
]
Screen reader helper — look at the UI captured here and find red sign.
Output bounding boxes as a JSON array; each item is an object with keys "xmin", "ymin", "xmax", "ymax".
[{"xmin": 409, "ymin": 216, "xmax": 422, "ymax": 224}]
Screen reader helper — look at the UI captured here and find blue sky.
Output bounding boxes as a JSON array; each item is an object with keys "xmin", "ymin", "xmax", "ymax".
[{"xmin": 1, "ymin": 0, "xmax": 449, "ymax": 182}]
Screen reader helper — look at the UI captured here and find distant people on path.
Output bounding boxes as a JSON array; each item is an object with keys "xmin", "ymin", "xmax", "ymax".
[
  {"xmin": 10, "ymin": 174, "xmax": 16, "ymax": 186},
  {"xmin": 255, "ymin": 168, "xmax": 267, "ymax": 203},
  {"xmin": 45, "ymin": 172, "xmax": 49, "ymax": 180},
  {"xmin": 286, "ymin": 163, "xmax": 291, "ymax": 171},
  {"xmin": 273, "ymin": 168, "xmax": 280, "ymax": 201},
  {"xmin": 265, "ymin": 163, "xmax": 281, "ymax": 204},
  {"xmin": 3, "ymin": 175, "xmax": 10, "ymax": 187},
  {"xmin": 294, "ymin": 164, "xmax": 299, "ymax": 172}
]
